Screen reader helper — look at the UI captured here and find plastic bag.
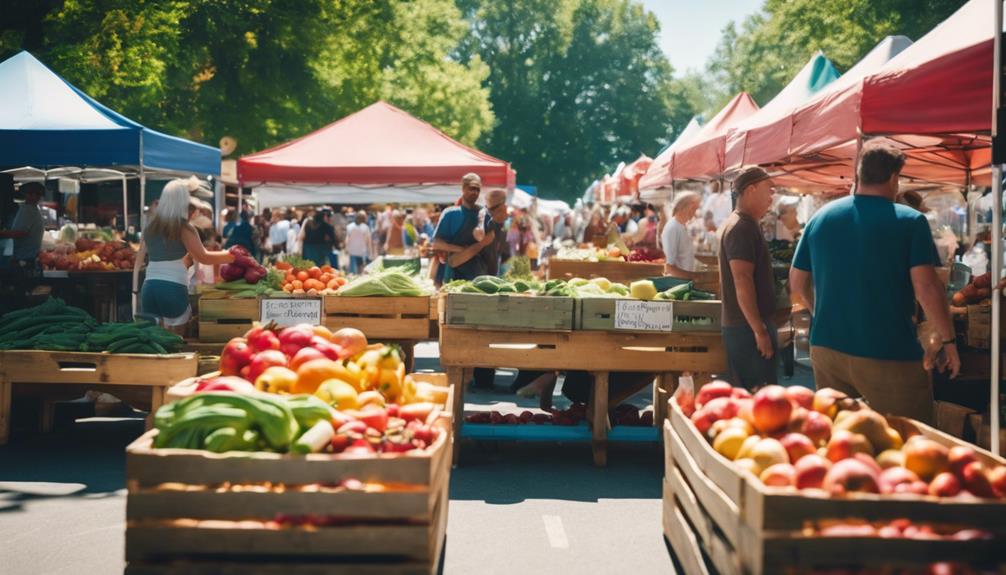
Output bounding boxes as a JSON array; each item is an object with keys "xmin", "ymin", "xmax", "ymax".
[{"xmin": 674, "ymin": 374, "xmax": 696, "ymax": 417}]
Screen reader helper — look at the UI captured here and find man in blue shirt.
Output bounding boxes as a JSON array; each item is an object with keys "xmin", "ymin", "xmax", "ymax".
[
  {"xmin": 790, "ymin": 139, "xmax": 959, "ymax": 424},
  {"xmin": 432, "ymin": 173, "xmax": 492, "ymax": 281}
]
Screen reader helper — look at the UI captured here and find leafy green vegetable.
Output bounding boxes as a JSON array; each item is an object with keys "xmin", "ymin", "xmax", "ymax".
[{"xmin": 336, "ymin": 269, "xmax": 432, "ymax": 297}]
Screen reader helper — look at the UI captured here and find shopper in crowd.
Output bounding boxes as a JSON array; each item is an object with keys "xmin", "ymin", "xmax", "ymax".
[
  {"xmin": 629, "ymin": 204, "xmax": 659, "ymax": 250},
  {"xmin": 582, "ymin": 206, "xmax": 608, "ymax": 246},
  {"xmin": 775, "ymin": 202, "xmax": 802, "ymax": 242},
  {"xmin": 790, "ymin": 139, "xmax": 959, "ymax": 423},
  {"xmin": 385, "ymin": 209, "xmax": 406, "ymax": 255},
  {"xmin": 432, "ymin": 173, "xmax": 490, "ymax": 282},
  {"xmin": 719, "ymin": 167, "xmax": 779, "ymax": 389},
  {"xmin": 611, "ymin": 205, "xmax": 638, "ymax": 236},
  {"xmin": 662, "ymin": 191, "xmax": 701, "ymax": 279},
  {"xmin": 224, "ymin": 210, "xmax": 257, "ymax": 258},
  {"xmin": 0, "ymin": 182, "xmax": 45, "ymax": 267},
  {"xmin": 346, "ymin": 211, "xmax": 371, "ymax": 274},
  {"xmin": 286, "ymin": 210, "xmax": 302, "ymax": 256},
  {"xmin": 133, "ymin": 179, "xmax": 233, "ymax": 330},
  {"xmin": 324, "ymin": 209, "xmax": 342, "ymax": 269},
  {"xmin": 269, "ymin": 209, "xmax": 290, "ymax": 255},
  {"xmin": 221, "ymin": 209, "xmax": 237, "ymax": 243},
  {"xmin": 446, "ymin": 188, "xmax": 508, "ymax": 276},
  {"xmin": 301, "ymin": 209, "xmax": 336, "ymax": 267}
]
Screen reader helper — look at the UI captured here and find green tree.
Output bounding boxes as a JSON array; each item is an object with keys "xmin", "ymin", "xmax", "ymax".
[
  {"xmin": 2, "ymin": 0, "xmax": 493, "ymax": 156},
  {"xmin": 704, "ymin": 0, "xmax": 967, "ymax": 110},
  {"xmin": 458, "ymin": 0, "xmax": 684, "ymax": 202}
]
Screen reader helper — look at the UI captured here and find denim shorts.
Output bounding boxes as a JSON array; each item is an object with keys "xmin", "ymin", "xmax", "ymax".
[{"xmin": 140, "ymin": 279, "xmax": 191, "ymax": 324}]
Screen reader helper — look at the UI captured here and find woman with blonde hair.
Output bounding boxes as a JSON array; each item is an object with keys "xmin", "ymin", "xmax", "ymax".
[
  {"xmin": 133, "ymin": 179, "xmax": 234, "ymax": 329},
  {"xmin": 662, "ymin": 191, "xmax": 702, "ymax": 279}
]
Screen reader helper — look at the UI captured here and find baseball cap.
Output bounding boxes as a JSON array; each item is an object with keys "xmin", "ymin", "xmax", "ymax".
[{"xmin": 732, "ymin": 166, "xmax": 772, "ymax": 197}]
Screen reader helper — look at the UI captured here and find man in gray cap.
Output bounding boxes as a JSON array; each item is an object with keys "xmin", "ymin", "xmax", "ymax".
[{"xmin": 718, "ymin": 166, "xmax": 778, "ymax": 389}]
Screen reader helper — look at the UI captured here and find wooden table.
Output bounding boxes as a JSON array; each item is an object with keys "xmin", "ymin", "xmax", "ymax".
[
  {"xmin": 0, "ymin": 350, "xmax": 197, "ymax": 444},
  {"xmin": 438, "ymin": 325, "xmax": 726, "ymax": 466}
]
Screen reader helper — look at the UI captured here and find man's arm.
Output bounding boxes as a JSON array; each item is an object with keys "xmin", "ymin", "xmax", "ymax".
[
  {"xmin": 448, "ymin": 230, "xmax": 495, "ymax": 268},
  {"xmin": 789, "ymin": 267, "xmax": 814, "ymax": 312},
  {"xmin": 911, "ymin": 264, "xmax": 960, "ymax": 378},
  {"xmin": 664, "ymin": 264, "xmax": 694, "ymax": 279},
  {"xmin": 730, "ymin": 259, "xmax": 773, "ymax": 359},
  {"xmin": 432, "ymin": 239, "xmax": 465, "ymax": 254}
]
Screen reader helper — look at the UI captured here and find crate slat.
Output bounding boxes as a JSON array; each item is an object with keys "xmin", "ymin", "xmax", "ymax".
[
  {"xmin": 547, "ymin": 259, "xmax": 663, "ymax": 284},
  {"xmin": 662, "ymin": 484, "xmax": 713, "ymax": 575},
  {"xmin": 324, "ymin": 296, "xmax": 430, "ymax": 316},
  {"xmin": 444, "ymin": 293, "xmax": 575, "ymax": 331},
  {"xmin": 0, "ymin": 350, "xmax": 196, "ymax": 387},
  {"xmin": 322, "ymin": 296, "xmax": 431, "ymax": 340}
]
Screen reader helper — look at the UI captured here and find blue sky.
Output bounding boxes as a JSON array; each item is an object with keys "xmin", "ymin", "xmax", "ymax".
[{"xmin": 641, "ymin": 0, "xmax": 764, "ymax": 76}]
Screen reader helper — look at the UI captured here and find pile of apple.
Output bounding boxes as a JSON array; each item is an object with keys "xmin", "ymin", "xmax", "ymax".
[
  {"xmin": 681, "ymin": 382, "xmax": 1006, "ymax": 499},
  {"xmin": 806, "ymin": 518, "xmax": 991, "ymax": 541},
  {"xmin": 218, "ymin": 323, "xmax": 449, "ymax": 456}
]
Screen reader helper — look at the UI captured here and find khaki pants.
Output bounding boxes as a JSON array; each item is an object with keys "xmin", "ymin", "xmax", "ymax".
[{"xmin": 810, "ymin": 346, "xmax": 934, "ymax": 424}]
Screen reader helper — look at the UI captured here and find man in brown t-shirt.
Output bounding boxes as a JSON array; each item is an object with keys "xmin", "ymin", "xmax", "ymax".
[{"xmin": 718, "ymin": 167, "xmax": 778, "ymax": 389}]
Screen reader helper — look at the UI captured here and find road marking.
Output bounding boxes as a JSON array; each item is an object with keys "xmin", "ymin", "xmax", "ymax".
[{"xmin": 542, "ymin": 515, "xmax": 569, "ymax": 549}]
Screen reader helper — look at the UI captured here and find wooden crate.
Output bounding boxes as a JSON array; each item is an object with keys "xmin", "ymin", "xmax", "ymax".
[
  {"xmin": 663, "ymin": 398, "xmax": 1006, "ymax": 575},
  {"xmin": 692, "ymin": 269, "xmax": 720, "ymax": 296},
  {"xmin": 577, "ymin": 298, "xmax": 720, "ymax": 333},
  {"xmin": 324, "ymin": 296, "xmax": 431, "ymax": 341},
  {"xmin": 547, "ymin": 259, "xmax": 664, "ymax": 284},
  {"xmin": 0, "ymin": 350, "xmax": 197, "ymax": 444},
  {"xmin": 443, "ymin": 292, "xmax": 576, "ymax": 331},
  {"xmin": 124, "ymin": 413, "xmax": 451, "ymax": 573},
  {"xmin": 199, "ymin": 296, "xmax": 259, "ymax": 343}
]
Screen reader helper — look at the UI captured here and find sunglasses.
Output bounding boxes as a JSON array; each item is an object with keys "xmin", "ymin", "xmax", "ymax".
[
  {"xmin": 487, "ymin": 202, "xmax": 506, "ymax": 211},
  {"xmin": 468, "ymin": 186, "xmax": 482, "ymax": 192}
]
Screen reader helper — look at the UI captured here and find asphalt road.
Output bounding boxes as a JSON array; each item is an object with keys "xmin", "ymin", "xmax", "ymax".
[{"xmin": 0, "ymin": 344, "xmax": 812, "ymax": 575}]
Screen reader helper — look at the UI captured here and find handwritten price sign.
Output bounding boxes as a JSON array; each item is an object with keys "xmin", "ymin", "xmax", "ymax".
[
  {"xmin": 613, "ymin": 300, "xmax": 674, "ymax": 332},
  {"xmin": 260, "ymin": 298, "xmax": 323, "ymax": 327}
]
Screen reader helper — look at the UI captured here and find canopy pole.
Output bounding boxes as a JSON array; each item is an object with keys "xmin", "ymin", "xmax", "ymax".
[
  {"xmin": 121, "ymin": 175, "xmax": 128, "ymax": 233},
  {"xmin": 991, "ymin": 0, "xmax": 1002, "ymax": 457},
  {"xmin": 139, "ymin": 132, "xmax": 146, "ymax": 231}
]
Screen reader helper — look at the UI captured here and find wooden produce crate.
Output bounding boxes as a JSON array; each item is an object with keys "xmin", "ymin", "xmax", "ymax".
[
  {"xmin": 324, "ymin": 296, "xmax": 431, "ymax": 341},
  {"xmin": 692, "ymin": 269, "xmax": 720, "ymax": 296},
  {"xmin": 124, "ymin": 411, "xmax": 452, "ymax": 574},
  {"xmin": 577, "ymin": 298, "xmax": 720, "ymax": 333},
  {"xmin": 547, "ymin": 259, "xmax": 664, "ymax": 284},
  {"xmin": 0, "ymin": 350, "xmax": 197, "ymax": 444},
  {"xmin": 443, "ymin": 292, "xmax": 576, "ymax": 331},
  {"xmin": 663, "ymin": 398, "xmax": 1006, "ymax": 575},
  {"xmin": 198, "ymin": 296, "xmax": 259, "ymax": 343}
]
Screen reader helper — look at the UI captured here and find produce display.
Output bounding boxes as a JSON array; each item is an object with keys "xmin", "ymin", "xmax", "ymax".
[
  {"xmin": 444, "ymin": 276, "xmax": 630, "ymax": 298},
  {"xmin": 803, "ymin": 518, "xmax": 991, "ymax": 541},
  {"xmin": 157, "ymin": 323, "xmax": 449, "ymax": 455},
  {"xmin": 276, "ymin": 257, "xmax": 347, "ymax": 295},
  {"xmin": 218, "ymin": 246, "xmax": 270, "ymax": 285},
  {"xmin": 554, "ymin": 245, "xmax": 629, "ymax": 262},
  {"xmin": 464, "ymin": 403, "xmax": 588, "ymax": 426},
  {"xmin": 626, "ymin": 246, "xmax": 664, "ymax": 262},
  {"xmin": 38, "ymin": 238, "xmax": 136, "ymax": 271},
  {"xmin": 677, "ymin": 381, "xmax": 1006, "ymax": 499},
  {"xmin": 0, "ymin": 297, "xmax": 184, "ymax": 353},
  {"xmin": 334, "ymin": 268, "xmax": 432, "ymax": 297}
]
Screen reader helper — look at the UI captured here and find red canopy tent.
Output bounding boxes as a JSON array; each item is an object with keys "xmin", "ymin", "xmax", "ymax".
[
  {"xmin": 667, "ymin": 93, "xmax": 760, "ymax": 182},
  {"xmin": 638, "ymin": 117, "xmax": 702, "ymax": 201},
  {"xmin": 238, "ymin": 101, "xmax": 515, "ymax": 207},
  {"xmin": 619, "ymin": 155, "xmax": 653, "ymax": 199},
  {"xmin": 778, "ymin": 0, "xmax": 993, "ymax": 189}
]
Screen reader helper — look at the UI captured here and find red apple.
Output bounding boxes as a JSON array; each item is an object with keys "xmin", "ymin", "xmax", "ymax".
[
  {"xmin": 825, "ymin": 429, "xmax": 873, "ymax": 462},
  {"xmin": 947, "ymin": 445, "xmax": 979, "ymax": 479},
  {"xmin": 794, "ymin": 454, "xmax": 831, "ymax": 489},
  {"xmin": 800, "ymin": 410, "xmax": 833, "ymax": 447},
  {"xmin": 312, "ymin": 339, "xmax": 346, "ymax": 361},
  {"xmin": 988, "ymin": 465, "xmax": 1006, "ymax": 497},
  {"xmin": 877, "ymin": 525, "xmax": 903, "ymax": 538},
  {"xmin": 289, "ymin": 346, "xmax": 327, "ymax": 372},
  {"xmin": 785, "ymin": 386, "xmax": 815, "ymax": 410},
  {"xmin": 780, "ymin": 432, "xmax": 816, "ymax": 463},
  {"xmin": 752, "ymin": 385, "xmax": 792, "ymax": 434},
  {"xmin": 819, "ymin": 523, "xmax": 877, "ymax": 537},
  {"xmin": 695, "ymin": 380, "xmax": 734, "ymax": 408},
  {"xmin": 731, "ymin": 387, "xmax": 752, "ymax": 400},
  {"xmin": 822, "ymin": 458, "xmax": 880, "ymax": 495},
  {"xmin": 750, "ymin": 437, "xmax": 789, "ymax": 471},
  {"xmin": 760, "ymin": 463, "xmax": 796, "ymax": 487},
  {"xmin": 961, "ymin": 461, "xmax": 997, "ymax": 498},
  {"xmin": 247, "ymin": 328, "xmax": 280, "ymax": 353},
  {"xmin": 852, "ymin": 453, "xmax": 882, "ymax": 476},
  {"xmin": 812, "ymin": 387, "xmax": 847, "ymax": 419},
  {"xmin": 879, "ymin": 467, "xmax": 921, "ymax": 494},
  {"xmin": 278, "ymin": 325, "xmax": 314, "ymax": 357},
  {"xmin": 220, "ymin": 337, "xmax": 254, "ymax": 376},
  {"xmin": 735, "ymin": 398, "xmax": 754, "ymax": 426},
  {"xmin": 929, "ymin": 472, "xmax": 962, "ymax": 497},
  {"xmin": 246, "ymin": 349, "xmax": 287, "ymax": 383}
]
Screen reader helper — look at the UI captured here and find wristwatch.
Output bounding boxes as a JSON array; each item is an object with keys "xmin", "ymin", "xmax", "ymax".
[{"xmin": 941, "ymin": 338, "xmax": 956, "ymax": 346}]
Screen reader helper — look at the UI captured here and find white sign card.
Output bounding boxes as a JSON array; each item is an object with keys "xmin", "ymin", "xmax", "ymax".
[
  {"xmin": 260, "ymin": 298, "xmax": 323, "ymax": 327},
  {"xmin": 613, "ymin": 300, "xmax": 674, "ymax": 332}
]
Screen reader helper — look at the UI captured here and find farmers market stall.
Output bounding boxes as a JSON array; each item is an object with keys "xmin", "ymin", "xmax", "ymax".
[
  {"xmin": 438, "ymin": 276, "xmax": 727, "ymax": 466},
  {"xmin": 662, "ymin": 382, "xmax": 1006, "ymax": 574},
  {"xmin": 0, "ymin": 298, "xmax": 195, "ymax": 444},
  {"xmin": 123, "ymin": 321, "xmax": 453, "ymax": 574}
]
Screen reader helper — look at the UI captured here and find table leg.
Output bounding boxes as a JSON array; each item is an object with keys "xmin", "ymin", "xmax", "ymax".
[
  {"xmin": 590, "ymin": 371, "xmax": 609, "ymax": 467},
  {"xmin": 446, "ymin": 367, "xmax": 465, "ymax": 466},
  {"xmin": 41, "ymin": 399, "xmax": 56, "ymax": 433},
  {"xmin": 147, "ymin": 386, "xmax": 166, "ymax": 431},
  {"xmin": 0, "ymin": 377, "xmax": 11, "ymax": 445}
]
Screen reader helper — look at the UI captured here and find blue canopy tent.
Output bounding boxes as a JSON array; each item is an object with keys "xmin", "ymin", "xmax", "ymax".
[{"xmin": 0, "ymin": 51, "xmax": 219, "ymax": 227}]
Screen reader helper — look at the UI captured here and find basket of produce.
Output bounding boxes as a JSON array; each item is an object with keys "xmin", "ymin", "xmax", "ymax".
[
  {"xmin": 125, "ymin": 322, "xmax": 452, "ymax": 574},
  {"xmin": 274, "ymin": 256, "xmax": 347, "ymax": 295},
  {"xmin": 322, "ymin": 269, "xmax": 433, "ymax": 340},
  {"xmin": 38, "ymin": 237, "xmax": 137, "ymax": 271},
  {"xmin": 663, "ymin": 381, "xmax": 1006, "ymax": 574}
]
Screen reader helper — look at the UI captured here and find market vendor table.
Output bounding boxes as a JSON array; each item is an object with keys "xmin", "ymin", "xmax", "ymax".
[
  {"xmin": 0, "ymin": 350, "xmax": 197, "ymax": 444},
  {"xmin": 439, "ymin": 324, "xmax": 726, "ymax": 466},
  {"xmin": 41, "ymin": 269, "xmax": 135, "ymax": 322}
]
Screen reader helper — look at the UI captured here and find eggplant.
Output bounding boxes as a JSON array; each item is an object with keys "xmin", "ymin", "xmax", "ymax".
[{"xmin": 220, "ymin": 263, "xmax": 245, "ymax": 282}]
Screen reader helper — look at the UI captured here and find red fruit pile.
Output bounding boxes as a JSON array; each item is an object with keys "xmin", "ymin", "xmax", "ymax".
[
  {"xmin": 609, "ymin": 404, "xmax": 654, "ymax": 427},
  {"xmin": 220, "ymin": 245, "xmax": 268, "ymax": 284}
]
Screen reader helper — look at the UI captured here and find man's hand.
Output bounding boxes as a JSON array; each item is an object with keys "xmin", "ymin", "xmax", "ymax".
[
  {"xmin": 925, "ymin": 343, "xmax": 960, "ymax": 379},
  {"xmin": 479, "ymin": 229, "xmax": 495, "ymax": 247},
  {"xmin": 754, "ymin": 327, "xmax": 774, "ymax": 359}
]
